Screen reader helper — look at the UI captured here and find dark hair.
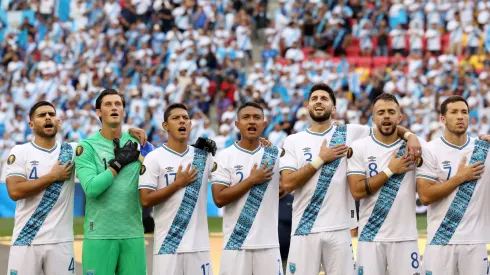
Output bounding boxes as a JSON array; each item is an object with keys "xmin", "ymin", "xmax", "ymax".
[
  {"xmin": 95, "ymin": 89, "xmax": 126, "ymax": 110},
  {"xmin": 164, "ymin": 103, "xmax": 188, "ymax": 122},
  {"xmin": 440, "ymin": 95, "xmax": 469, "ymax": 115},
  {"xmin": 373, "ymin": 93, "xmax": 400, "ymax": 107},
  {"xmin": 308, "ymin": 83, "xmax": 336, "ymax": 106},
  {"xmin": 237, "ymin": 102, "xmax": 264, "ymax": 117},
  {"xmin": 29, "ymin": 101, "xmax": 56, "ymax": 120}
]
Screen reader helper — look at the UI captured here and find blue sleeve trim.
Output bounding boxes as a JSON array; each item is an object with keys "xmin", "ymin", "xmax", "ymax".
[
  {"xmin": 279, "ymin": 166, "xmax": 298, "ymax": 172},
  {"xmin": 415, "ymin": 174, "xmax": 438, "ymax": 181},
  {"xmin": 138, "ymin": 185, "xmax": 157, "ymax": 190},
  {"xmin": 211, "ymin": 181, "xmax": 231, "ymax": 186},
  {"xmin": 346, "ymin": 171, "xmax": 366, "ymax": 176},
  {"xmin": 6, "ymin": 173, "xmax": 27, "ymax": 179}
]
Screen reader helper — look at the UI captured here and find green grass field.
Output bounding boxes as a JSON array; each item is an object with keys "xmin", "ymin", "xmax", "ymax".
[{"xmin": 0, "ymin": 215, "xmax": 426, "ymax": 237}]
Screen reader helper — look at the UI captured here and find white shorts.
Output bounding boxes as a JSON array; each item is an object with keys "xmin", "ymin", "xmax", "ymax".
[
  {"xmin": 286, "ymin": 229, "xmax": 356, "ymax": 275},
  {"xmin": 357, "ymin": 240, "xmax": 422, "ymax": 275},
  {"xmin": 7, "ymin": 241, "xmax": 75, "ymax": 275},
  {"xmin": 219, "ymin": 248, "xmax": 282, "ymax": 275},
  {"xmin": 423, "ymin": 244, "xmax": 489, "ymax": 275},
  {"xmin": 152, "ymin": 251, "xmax": 213, "ymax": 275}
]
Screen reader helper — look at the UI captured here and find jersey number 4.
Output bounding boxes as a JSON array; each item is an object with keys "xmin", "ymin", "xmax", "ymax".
[{"xmin": 29, "ymin": 167, "xmax": 38, "ymax": 180}]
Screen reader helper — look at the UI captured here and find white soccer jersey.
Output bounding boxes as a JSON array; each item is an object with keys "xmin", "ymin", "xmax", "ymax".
[
  {"xmin": 5, "ymin": 141, "xmax": 76, "ymax": 245},
  {"xmin": 211, "ymin": 143, "xmax": 280, "ymax": 250},
  {"xmin": 139, "ymin": 145, "xmax": 213, "ymax": 254},
  {"xmin": 347, "ymin": 135, "xmax": 421, "ymax": 242},
  {"xmin": 280, "ymin": 124, "xmax": 372, "ymax": 235},
  {"xmin": 416, "ymin": 136, "xmax": 490, "ymax": 244}
]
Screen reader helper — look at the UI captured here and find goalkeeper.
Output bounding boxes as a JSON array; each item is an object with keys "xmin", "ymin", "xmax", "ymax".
[{"xmin": 75, "ymin": 89, "xmax": 153, "ymax": 274}]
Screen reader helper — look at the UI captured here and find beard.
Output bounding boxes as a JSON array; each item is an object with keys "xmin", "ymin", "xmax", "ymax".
[
  {"xmin": 309, "ymin": 109, "xmax": 332, "ymax": 122},
  {"xmin": 35, "ymin": 125, "xmax": 58, "ymax": 139},
  {"xmin": 447, "ymin": 123, "xmax": 468, "ymax": 135},
  {"xmin": 377, "ymin": 122, "xmax": 398, "ymax": 136}
]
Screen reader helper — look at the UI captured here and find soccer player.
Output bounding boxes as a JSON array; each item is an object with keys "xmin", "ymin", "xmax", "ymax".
[
  {"xmin": 280, "ymin": 83, "xmax": 421, "ymax": 275},
  {"xmin": 5, "ymin": 101, "xmax": 76, "ymax": 275},
  {"xmin": 416, "ymin": 95, "xmax": 490, "ymax": 275},
  {"xmin": 211, "ymin": 102, "xmax": 283, "ymax": 275},
  {"xmin": 75, "ymin": 89, "xmax": 149, "ymax": 274},
  {"xmin": 346, "ymin": 93, "xmax": 422, "ymax": 275},
  {"xmin": 139, "ymin": 103, "xmax": 217, "ymax": 275}
]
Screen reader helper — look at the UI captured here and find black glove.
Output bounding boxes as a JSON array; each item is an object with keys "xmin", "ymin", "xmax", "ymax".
[
  {"xmin": 192, "ymin": 137, "xmax": 217, "ymax": 156},
  {"xmin": 108, "ymin": 139, "xmax": 140, "ymax": 173}
]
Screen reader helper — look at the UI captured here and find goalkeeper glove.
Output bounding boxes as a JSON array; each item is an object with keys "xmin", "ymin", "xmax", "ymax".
[
  {"xmin": 192, "ymin": 137, "xmax": 217, "ymax": 156},
  {"xmin": 108, "ymin": 139, "xmax": 140, "ymax": 173}
]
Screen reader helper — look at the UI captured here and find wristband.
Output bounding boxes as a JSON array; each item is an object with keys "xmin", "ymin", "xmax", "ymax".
[
  {"xmin": 108, "ymin": 159, "xmax": 122, "ymax": 174},
  {"xmin": 404, "ymin": 132, "xmax": 413, "ymax": 140},
  {"xmin": 383, "ymin": 167, "xmax": 394, "ymax": 178},
  {"xmin": 310, "ymin": 156, "xmax": 325, "ymax": 170}
]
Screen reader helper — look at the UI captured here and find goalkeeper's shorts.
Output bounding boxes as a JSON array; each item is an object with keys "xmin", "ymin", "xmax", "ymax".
[{"xmin": 82, "ymin": 237, "xmax": 146, "ymax": 275}]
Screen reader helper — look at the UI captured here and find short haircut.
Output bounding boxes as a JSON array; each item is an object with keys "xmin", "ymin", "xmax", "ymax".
[
  {"xmin": 95, "ymin": 89, "xmax": 126, "ymax": 110},
  {"xmin": 29, "ymin": 101, "xmax": 55, "ymax": 120},
  {"xmin": 164, "ymin": 103, "xmax": 188, "ymax": 122},
  {"xmin": 373, "ymin": 93, "xmax": 400, "ymax": 107},
  {"xmin": 237, "ymin": 102, "xmax": 263, "ymax": 117},
  {"xmin": 440, "ymin": 95, "xmax": 469, "ymax": 115},
  {"xmin": 308, "ymin": 83, "xmax": 336, "ymax": 106}
]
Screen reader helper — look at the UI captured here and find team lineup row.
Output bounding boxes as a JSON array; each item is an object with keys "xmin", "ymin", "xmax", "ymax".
[{"xmin": 4, "ymin": 84, "xmax": 490, "ymax": 275}]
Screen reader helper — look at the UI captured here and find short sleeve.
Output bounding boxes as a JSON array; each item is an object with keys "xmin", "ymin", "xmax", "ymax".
[
  {"xmin": 346, "ymin": 140, "xmax": 366, "ymax": 176},
  {"xmin": 211, "ymin": 151, "xmax": 231, "ymax": 186},
  {"xmin": 347, "ymin": 124, "xmax": 373, "ymax": 143},
  {"xmin": 138, "ymin": 151, "xmax": 159, "ymax": 191},
  {"xmin": 5, "ymin": 145, "xmax": 26, "ymax": 179},
  {"xmin": 416, "ymin": 144, "xmax": 439, "ymax": 182},
  {"xmin": 279, "ymin": 137, "xmax": 298, "ymax": 172}
]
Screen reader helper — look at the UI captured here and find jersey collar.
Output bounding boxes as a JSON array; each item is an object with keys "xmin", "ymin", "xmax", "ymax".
[
  {"xmin": 306, "ymin": 124, "xmax": 333, "ymax": 136},
  {"xmin": 440, "ymin": 135, "xmax": 470, "ymax": 150},
  {"xmin": 370, "ymin": 135, "xmax": 402, "ymax": 148},
  {"xmin": 30, "ymin": 141, "xmax": 58, "ymax": 153},
  {"xmin": 233, "ymin": 143, "xmax": 262, "ymax": 155},
  {"xmin": 162, "ymin": 144, "xmax": 189, "ymax": 157}
]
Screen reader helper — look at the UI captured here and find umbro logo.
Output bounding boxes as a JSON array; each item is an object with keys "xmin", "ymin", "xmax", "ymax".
[
  {"xmin": 30, "ymin": 161, "xmax": 39, "ymax": 166},
  {"xmin": 442, "ymin": 160, "xmax": 451, "ymax": 166},
  {"xmin": 234, "ymin": 165, "xmax": 243, "ymax": 171},
  {"xmin": 367, "ymin": 156, "xmax": 376, "ymax": 162},
  {"xmin": 165, "ymin": 167, "xmax": 174, "ymax": 172},
  {"xmin": 302, "ymin": 147, "xmax": 311, "ymax": 153}
]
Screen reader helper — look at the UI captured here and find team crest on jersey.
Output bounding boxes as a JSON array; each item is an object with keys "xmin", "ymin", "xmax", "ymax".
[
  {"xmin": 289, "ymin": 263, "xmax": 296, "ymax": 274},
  {"xmin": 7, "ymin": 154, "xmax": 15, "ymax": 165},
  {"xmin": 140, "ymin": 165, "xmax": 146, "ymax": 175},
  {"xmin": 358, "ymin": 266, "xmax": 364, "ymax": 275},
  {"xmin": 367, "ymin": 156, "xmax": 376, "ymax": 162},
  {"xmin": 280, "ymin": 148, "xmax": 285, "ymax": 157},
  {"xmin": 416, "ymin": 156, "xmax": 423, "ymax": 167},
  {"xmin": 165, "ymin": 167, "xmax": 174, "ymax": 172},
  {"xmin": 234, "ymin": 165, "xmax": 243, "ymax": 171},
  {"xmin": 76, "ymin": 145, "xmax": 84, "ymax": 156},
  {"xmin": 211, "ymin": 162, "xmax": 218, "ymax": 172},
  {"xmin": 9, "ymin": 270, "xmax": 17, "ymax": 275},
  {"xmin": 347, "ymin": 147, "xmax": 353, "ymax": 159}
]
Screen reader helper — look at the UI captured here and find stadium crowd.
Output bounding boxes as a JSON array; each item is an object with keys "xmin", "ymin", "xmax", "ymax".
[{"xmin": 1, "ymin": 0, "xmax": 490, "ymax": 160}]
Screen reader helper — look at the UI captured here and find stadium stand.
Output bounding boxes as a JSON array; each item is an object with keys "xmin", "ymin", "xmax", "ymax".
[{"xmin": 1, "ymin": 0, "xmax": 490, "ymax": 161}]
